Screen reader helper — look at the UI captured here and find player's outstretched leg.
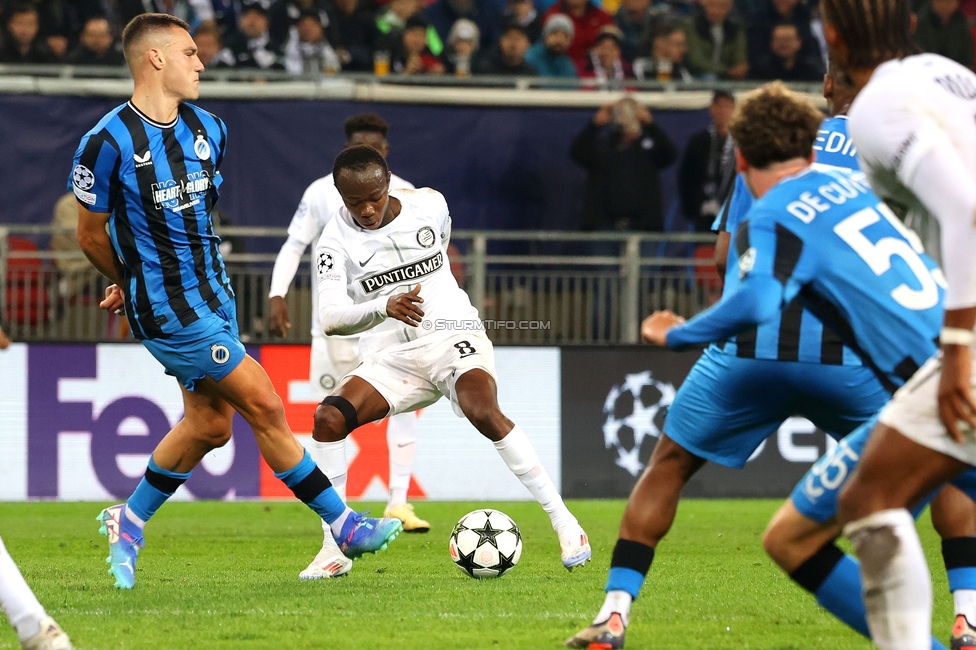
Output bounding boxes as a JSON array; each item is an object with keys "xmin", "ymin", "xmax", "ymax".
[
  {"xmin": 384, "ymin": 412, "xmax": 430, "ymax": 533},
  {"xmin": 566, "ymin": 434, "xmax": 705, "ymax": 648},
  {"xmin": 0, "ymin": 537, "xmax": 73, "ymax": 650},
  {"xmin": 839, "ymin": 424, "xmax": 970, "ymax": 650},
  {"xmin": 453, "ymin": 369, "xmax": 590, "ymax": 570}
]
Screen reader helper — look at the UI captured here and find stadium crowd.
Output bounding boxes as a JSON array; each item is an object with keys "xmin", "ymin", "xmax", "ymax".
[{"xmin": 1, "ymin": 0, "xmax": 973, "ymax": 78}]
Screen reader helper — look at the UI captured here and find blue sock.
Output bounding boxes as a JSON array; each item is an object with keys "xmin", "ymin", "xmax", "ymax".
[
  {"xmin": 604, "ymin": 539, "xmax": 654, "ymax": 599},
  {"xmin": 126, "ymin": 456, "xmax": 191, "ymax": 524},
  {"xmin": 792, "ymin": 543, "xmax": 946, "ymax": 649},
  {"xmin": 273, "ymin": 450, "xmax": 346, "ymax": 524}
]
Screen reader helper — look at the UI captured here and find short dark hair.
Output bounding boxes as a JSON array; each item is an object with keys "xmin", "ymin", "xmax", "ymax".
[
  {"xmin": 343, "ymin": 113, "xmax": 390, "ymax": 140},
  {"xmin": 728, "ymin": 82, "xmax": 823, "ymax": 169},
  {"xmin": 712, "ymin": 90, "xmax": 735, "ymax": 104},
  {"xmin": 122, "ymin": 13, "xmax": 190, "ymax": 61},
  {"xmin": 820, "ymin": 0, "xmax": 917, "ymax": 69},
  {"xmin": 5, "ymin": 2, "xmax": 37, "ymax": 22},
  {"xmin": 333, "ymin": 145, "xmax": 389, "ymax": 179}
]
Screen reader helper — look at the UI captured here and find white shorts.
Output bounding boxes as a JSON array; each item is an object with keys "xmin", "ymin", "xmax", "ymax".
[
  {"xmin": 310, "ymin": 335, "xmax": 362, "ymax": 399},
  {"xmin": 879, "ymin": 351, "xmax": 976, "ymax": 465},
  {"xmin": 348, "ymin": 330, "xmax": 496, "ymax": 418}
]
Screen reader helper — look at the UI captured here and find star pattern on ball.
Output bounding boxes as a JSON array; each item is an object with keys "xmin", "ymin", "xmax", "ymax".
[
  {"xmin": 494, "ymin": 549, "xmax": 518, "ymax": 575},
  {"xmin": 472, "ymin": 513, "xmax": 504, "ymax": 548}
]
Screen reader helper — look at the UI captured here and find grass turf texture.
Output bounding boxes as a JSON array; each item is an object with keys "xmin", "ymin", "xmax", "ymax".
[{"xmin": 0, "ymin": 500, "xmax": 953, "ymax": 649}]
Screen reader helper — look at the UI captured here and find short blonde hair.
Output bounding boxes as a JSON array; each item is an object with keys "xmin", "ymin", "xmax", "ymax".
[{"xmin": 728, "ymin": 82, "xmax": 824, "ymax": 170}]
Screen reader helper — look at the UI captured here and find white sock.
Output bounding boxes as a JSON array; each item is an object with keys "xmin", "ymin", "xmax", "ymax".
[
  {"xmin": 309, "ymin": 438, "xmax": 348, "ymax": 535},
  {"xmin": 386, "ymin": 412, "xmax": 418, "ymax": 510},
  {"xmin": 329, "ymin": 508, "xmax": 354, "ymax": 538},
  {"xmin": 492, "ymin": 425, "xmax": 574, "ymax": 530},
  {"xmin": 845, "ymin": 508, "xmax": 932, "ymax": 650},
  {"xmin": 125, "ymin": 506, "xmax": 146, "ymax": 529},
  {"xmin": 955, "ymin": 589, "xmax": 976, "ymax": 623},
  {"xmin": 594, "ymin": 590, "xmax": 632, "ymax": 626},
  {"xmin": 0, "ymin": 536, "xmax": 47, "ymax": 643}
]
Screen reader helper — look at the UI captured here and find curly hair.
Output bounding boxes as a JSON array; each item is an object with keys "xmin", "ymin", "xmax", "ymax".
[
  {"xmin": 728, "ymin": 82, "xmax": 824, "ymax": 170},
  {"xmin": 343, "ymin": 113, "xmax": 390, "ymax": 140}
]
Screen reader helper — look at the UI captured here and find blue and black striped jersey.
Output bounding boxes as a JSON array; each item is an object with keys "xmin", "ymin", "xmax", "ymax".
[
  {"xmin": 711, "ymin": 116, "xmax": 861, "ymax": 365},
  {"xmin": 736, "ymin": 166, "xmax": 944, "ymax": 392},
  {"xmin": 69, "ymin": 101, "xmax": 234, "ymax": 340}
]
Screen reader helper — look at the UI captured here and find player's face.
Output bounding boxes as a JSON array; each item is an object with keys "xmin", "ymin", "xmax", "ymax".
[
  {"xmin": 347, "ymin": 131, "xmax": 390, "ymax": 158},
  {"xmin": 161, "ymin": 28, "xmax": 204, "ymax": 101},
  {"xmin": 336, "ymin": 166, "xmax": 394, "ymax": 230}
]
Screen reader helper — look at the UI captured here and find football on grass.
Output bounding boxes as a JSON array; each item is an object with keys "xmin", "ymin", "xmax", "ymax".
[{"xmin": 449, "ymin": 509, "xmax": 522, "ymax": 579}]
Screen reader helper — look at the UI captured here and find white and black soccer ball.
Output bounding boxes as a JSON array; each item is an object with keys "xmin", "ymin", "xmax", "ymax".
[
  {"xmin": 603, "ymin": 370, "xmax": 676, "ymax": 477},
  {"xmin": 449, "ymin": 509, "xmax": 522, "ymax": 579}
]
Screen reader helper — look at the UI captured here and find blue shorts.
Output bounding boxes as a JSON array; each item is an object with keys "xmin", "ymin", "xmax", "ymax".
[
  {"xmin": 793, "ymin": 417, "xmax": 976, "ymax": 523},
  {"xmin": 142, "ymin": 303, "xmax": 246, "ymax": 391},
  {"xmin": 664, "ymin": 347, "xmax": 889, "ymax": 468}
]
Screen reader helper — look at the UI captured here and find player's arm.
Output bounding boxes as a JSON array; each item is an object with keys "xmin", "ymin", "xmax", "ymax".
[
  {"xmin": 879, "ymin": 115, "xmax": 976, "ymax": 438},
  {"xmin": 644, "ymin": 218, "xmax": 794, "ymax": 348},
  {"xmin": 714, "ymin": 231, "xmax": 731, "ymax": 277},
  {"xmin": 268, "ymin": 195, "xmax": 321, "ymax": 336},
  {"xmin": 315, "ymin": 238, "xmax": 398, "ymax": 335},
  {"xmin": 76, "ymin": 205, "xmax": 121, "ymax": 286}
]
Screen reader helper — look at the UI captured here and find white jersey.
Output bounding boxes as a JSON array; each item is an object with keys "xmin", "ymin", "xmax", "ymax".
[
  {"xmin": 314, "ymin": 188, "xmax": 479, "ymax": 358},
  {"xmin": 269, "ymin": 171, "xmax": 414, "ymax": 336},
  {"xmin": 849, "ymin": 53, "xmax": 976, "ymax": 311}
]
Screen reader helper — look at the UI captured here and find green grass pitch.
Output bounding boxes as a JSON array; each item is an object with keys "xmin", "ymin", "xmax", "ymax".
[{"xmin": 0, "ymin": 500, "xmax": 954, "ymax": 649}]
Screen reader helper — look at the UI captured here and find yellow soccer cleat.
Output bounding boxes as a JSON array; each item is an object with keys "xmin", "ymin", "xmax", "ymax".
[{"xmin": 384, "ymin": 503, "xmax": 431, "ymax": 533}]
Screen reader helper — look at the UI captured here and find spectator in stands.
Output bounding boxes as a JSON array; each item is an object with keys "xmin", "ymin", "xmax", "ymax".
[
  {"xmin": 21, "ymin": 0, "xmax": 76, "ymax": 59},
  {"xmin": 51, "ymin": 192, "xmax": 92, "ymax": 299},
  {"xmin": 225, "ymin": 2, "xmax": 283, "ymax": 69},
  {"xmin": 269, "ymin": 0, "xmax": 330, "ymax": 46},
  {"xmin": 580, "ymin": 25, "xmax": 633, "ymax": 81},
  {"xmin": 614, "ymin": 0, "xmax": 652, "ymax": 60},
  {"xmin": 474, "ymin": 21, "xmax": 535, "ymax": 73},
  {"xmin": 525, "ymin": 12, "xmax": 578, "ymax": 77},
  {"xmin": 425, "ymin": 0, "xmax": 501, "ymax": 52},
  {"xmin": 682, "ymin": 0, "xmax": 748, "ymax": 79},
  {"xmin": 914, "ymin": 0, "xmax": 974, "ymax": 69},
  {"xmin": 64, "ymin": 16, "xmax": 124, "ymax": 65},
  {"xmin": 543, "ymin": 0, "xmax": 613, "ymax": 69},
  {"xmin": 391, "ymin": 13, "xmax": 446, "ymax": 73},
  {"xmin": 0, "ymin": 3, "xmax": 56, "ymax": 63},
  {"xmin": 209, "ymin": 0, "xmax": 240, "ymax": 38},
  {"xmin": 678, "ymin": 90, "xmax": 736, "ymax": 231},
  {"xmin": 746, "ymin": 0, "xmax": 823, "ymax": 76},
  {"xmin": 118, "ymin": 0, "xmax": 216, "ymax": 34},
  {"xmin": 445, "ymin": 18, "xmax": 479, "ymax": 74},
  {"xmin": 749, "ymin": 22, "xmax": 822, "ymax": 79},
  {"xmin": 633, "ymin": 18, "xmax": 693, "ymax": 80},
  {"xmin": 194, "ymin": 22, "xmax": 235, "ymax": 67},
  {"xmin": 283, "ymin": 9, "xmax": 342, "ymax": 73},
  {"xmin": 504, "ymin": 0, "xmax": 542, "ymax": 43},
  {"xmin": 377, "ymin": 0, "xmax": 421, "ymax": 35},
  {"xmin": 325, "ymin": 0, "xmax": 379, "ymax": 71},
  {"xmin": 570, "ymin": 97, "xmax": 678, "ymax": 231}
]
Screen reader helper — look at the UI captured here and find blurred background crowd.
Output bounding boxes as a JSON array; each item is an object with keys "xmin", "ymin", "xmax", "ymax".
[{"xmin": 1, "ymin": 0, "xmax": 973, "ymax": 80}]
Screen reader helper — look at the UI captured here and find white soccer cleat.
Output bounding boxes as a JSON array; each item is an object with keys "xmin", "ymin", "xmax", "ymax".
[
  {"xmin": 21, "ymin": 617, "xmax": 73, "ymax": 650},
  {"xmin": 299, "ymin": 542, "xmax": 354, "ymax": 580},
  {"xmin": 557, "ymin": 522, "xmax": 592, "ymax": 571}
]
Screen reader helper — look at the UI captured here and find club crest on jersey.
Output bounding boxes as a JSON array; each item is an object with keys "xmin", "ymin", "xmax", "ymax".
[
  {"xmin": 211, "ymin": 344, "xmax": 230, "ymax": 364},
  {"xmin": 317, "ymin": 251, "xmax": 334, "ymax": 275},
  {"xmin": 738, "ymin": 247, "xmax": 757, "ymax": 279},
  {"xmin": 194, "ymin": 134, "xmax": 212, "ymax": 161},
  {"xmin": 417, "ymin": 226, "xmax": 436, "ymax": 248},
  {"xmin": 360, "ymin": 251, "xmax": 443, "ymax": 294}
]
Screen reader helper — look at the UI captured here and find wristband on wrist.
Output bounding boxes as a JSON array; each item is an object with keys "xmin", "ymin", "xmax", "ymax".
[{"xmin": 941, "ymin": 327, "xmax": 975, "ymax": 347}]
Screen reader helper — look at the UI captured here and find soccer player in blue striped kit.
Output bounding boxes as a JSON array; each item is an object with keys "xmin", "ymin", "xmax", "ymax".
[
  {"xmin": 567, "ymin": 78, "xmax": 976, "ymax": 649},
  {"xmin": 70, "ymin": 13, "xmax": 401, "ymax": 589}
]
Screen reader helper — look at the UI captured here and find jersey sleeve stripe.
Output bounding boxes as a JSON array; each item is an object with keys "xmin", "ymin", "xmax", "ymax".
[
  {"xmin": 772, "ymin": 223, "xmax": 804, "ymax": 284},
  {"xmin": 117, "ymin": 107, "xmax": 198, "ymax": 329},
  {"xmin": 734, "ymin": 220, "xmax": 751, "ymax": 257}
]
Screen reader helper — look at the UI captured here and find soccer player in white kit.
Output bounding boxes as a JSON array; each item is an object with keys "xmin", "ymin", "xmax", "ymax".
[
  {"xmin": 309, "ymin": 145, "xmax": 592, "ymax": 571},
  {"xmin": 268, "ymin": 115, "xmax": 431, "ymax": 573},
  {"xmin": 816, "ymin": 1, "xmax": 976, "ymax": 647}
]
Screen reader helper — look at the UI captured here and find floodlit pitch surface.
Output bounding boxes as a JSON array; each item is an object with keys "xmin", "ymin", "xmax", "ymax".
[{"xmin": 0, "ymin": 500, "xmax": 952, "ymax": 649}]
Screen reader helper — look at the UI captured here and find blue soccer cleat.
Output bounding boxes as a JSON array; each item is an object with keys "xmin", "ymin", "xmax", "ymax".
[
  {"xmin": 333, "ymin": 511, "xmax": 403, "ymax": 560},
  {"xmin": 96, "ymin": 504, "xmax": 144, "ymax": 589}
]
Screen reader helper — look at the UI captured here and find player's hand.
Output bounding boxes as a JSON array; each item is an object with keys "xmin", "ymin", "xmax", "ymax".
[
  {"xmin": 100, "ymin": 284, "xmax": 125, "ymax": 314},
  {"xmin": 641, "ymin": 310, "xmax": 685, "ymax": 346},
  {"xmin": 0, "ymin": 326, "xmax": 10, "ymax": 350},
  {"xmin": 939, "ymin": 345, "xmax": 976, "ymax": 444},
  {"xmin": 269, "ymin": 296, "xmax": 291, "ymax": 337},
  {"xmin": 387, "ymin": 284, "xmax": 424, "ymax": 327},
  {"xmin": 593, "ymin": 104, "xmax": 614, "ymax": 127}
]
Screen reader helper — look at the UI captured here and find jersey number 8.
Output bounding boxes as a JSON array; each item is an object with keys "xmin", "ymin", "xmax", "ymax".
[{"xmin": 833, "ymin": 203, "xmax": 947, "ymax": 311}]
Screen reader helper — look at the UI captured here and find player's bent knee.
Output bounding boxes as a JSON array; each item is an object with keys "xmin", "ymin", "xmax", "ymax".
[
  {"xmin": 247, "ymin": 392, "xmax": 285, "ymax": 429},
  {"xmin": 313, "ymin": 396, "xmax": 359, "ymax": 441}
]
